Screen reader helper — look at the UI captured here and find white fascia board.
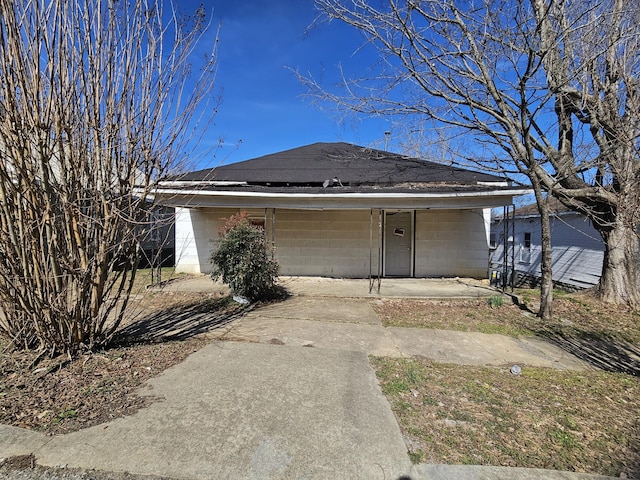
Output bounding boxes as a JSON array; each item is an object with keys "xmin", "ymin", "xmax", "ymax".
[
  {"xmin": 157, "ymin": 180, "xmax": 248, "ymax": 187},
  {"xmin": 153, "ymin": 188, "xmax": 532, "ymax": 210},
  {"xmin": 477, "ymin": 181, "xmax": 510, "ymax": 187},
  {"xmin": 153, "ymin": 188, "xmax": 530, "ymax": 199}
]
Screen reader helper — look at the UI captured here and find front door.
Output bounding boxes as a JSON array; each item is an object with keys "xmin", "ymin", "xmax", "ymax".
[{"xmin": 384, "ymin": 211, "xmax": 412, "ymax": 277}]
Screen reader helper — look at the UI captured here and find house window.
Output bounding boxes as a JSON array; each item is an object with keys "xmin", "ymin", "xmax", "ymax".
[
  {"xmin": 489, "ymin": 233, "xmax": 497, "ymax": 249},
  {"xmin": 250, "ymin": 219, "xmax": 265, "ymax": 230},
  {"xmin": 150, "ymin": 211, "xmax": 161, "ymax": 243},
  {"xmin": 520, "ymin": 232, "xmax": 532, "ymax": 264}
]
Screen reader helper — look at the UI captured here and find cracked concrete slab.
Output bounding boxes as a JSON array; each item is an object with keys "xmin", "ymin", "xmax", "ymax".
[{"xmin": 34, "ymin": 342, "xmax": 412, "ymax": 479}]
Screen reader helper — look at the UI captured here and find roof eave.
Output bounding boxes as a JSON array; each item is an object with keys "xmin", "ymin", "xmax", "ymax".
[{"xmin": 152, "ymin": 187, "xmax": 531, "ymax": 210}]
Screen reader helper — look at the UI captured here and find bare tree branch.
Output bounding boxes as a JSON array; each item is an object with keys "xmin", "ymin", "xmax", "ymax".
[
  {"xmin": 303, "ymin": 0, "xmax": 640, "ymax": 307},
  {"xmin": 0, "ymin": 0, "xmax": 220, "ymax": 355}
]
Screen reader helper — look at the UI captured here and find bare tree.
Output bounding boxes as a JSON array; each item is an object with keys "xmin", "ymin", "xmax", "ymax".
[
  {"xmin": 0, "ymin": 0, "xmax": 220, "ymax": 356},
  {"xmin": 305, "ymin": 0, "xmax": 640, "ymax": 314}
]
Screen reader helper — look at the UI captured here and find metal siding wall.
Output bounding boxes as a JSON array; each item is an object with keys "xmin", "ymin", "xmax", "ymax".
[
  {"xmin": 490, "ymin": 213, "xmax": 605, "ymax": 288},
  {"xmin": 549, "ymin": 215, "xmax": 604, "ymax": 287}
]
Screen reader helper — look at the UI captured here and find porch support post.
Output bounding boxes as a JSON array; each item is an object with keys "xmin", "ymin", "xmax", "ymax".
[
  {"xmin": 271, "ymin": 208, "xmax": 276, "ymax": 260},
  {"xmin": 369, "ymin": 208, "xmax": 373, "ymax": 292},
  {"xmin": 509, "ymin": 205, "xmax": 515, "ymax": 291},
  {"xmin": 369, "ymin": 208, "xmax": 383, "ymax": 294},
  {"xmin": 502, "ymin": 206, "xmax": 508, "ymax": 290},
  {"xmin": 378, "ymin": 209, "xmax": 383, "ymax": 293}
]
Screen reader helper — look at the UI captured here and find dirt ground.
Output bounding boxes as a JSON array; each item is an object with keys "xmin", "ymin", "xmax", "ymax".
[{"xmin": 0, "ymin": 290, "xmax": 241, "ymax": 435}]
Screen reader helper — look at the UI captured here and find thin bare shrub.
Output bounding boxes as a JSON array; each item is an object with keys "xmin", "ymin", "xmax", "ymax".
[{"xmin": 0, "ymin": 0, "xmax": 219, "ymax": 356}]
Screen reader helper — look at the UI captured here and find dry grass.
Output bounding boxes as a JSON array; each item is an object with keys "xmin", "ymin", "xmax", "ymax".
[
  {"xmin": 372, "ymin": 356, "xmax": 640, "ymax": 477},
  {"xmin": 546, "ymin": 291, "xmax": 640, "ymax": 344},
  {"xmin": 371, "ymin": 289, "xmax": 640, "ymax": 477},
  {"xmin": 373, "ymin": 289, "xmax": 640, "ymax": 344},
  {"xmin": 373, "ymin": 297, "xmax": 536, "ymax": 337},
  {"xmin": 0, "ymin": 338, "xmax": 208, "ymax": 434},
  {"xmin": 2, "ymin": 283, "xmax": 639, "ymax": 477}
]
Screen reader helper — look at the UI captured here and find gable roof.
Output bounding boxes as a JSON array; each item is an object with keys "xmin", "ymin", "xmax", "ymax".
[{"xmin": 172, "ymin": 142, "xmax": 506, "ymax": 186}]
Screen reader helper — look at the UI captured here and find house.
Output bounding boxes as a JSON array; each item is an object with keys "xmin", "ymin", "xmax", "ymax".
[
  {"xmin": 138, "ymin": 204, "xmax": 176, "ymax": 269},
  {"xmin": 490, "ymin": 198, "xmax": 605, "ymax": 289},
  {"xmin": 153, "ymin": 142, "xmax": 528, "ymax": 280}
]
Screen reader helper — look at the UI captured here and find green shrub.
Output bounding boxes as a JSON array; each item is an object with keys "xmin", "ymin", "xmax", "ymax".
[{"xmin": 210, "ymin": 212, "xmax": 279, "ymax": 302}]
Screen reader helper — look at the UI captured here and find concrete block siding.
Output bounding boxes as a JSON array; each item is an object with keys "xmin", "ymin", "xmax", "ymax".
[
  {"xmin": 273, "ymin": 209, "xmax": 377, "ymax": 277},
  {"xmin": 174, "ymin": 207, "xmax": 490, "ymax": 279},
  {"xmin": 174, "ymin": 207, "xmax": 269, "ymax": 274},
  {"xmin": 415, "ymin": 210, "xmax": 489, "ymax": 278}
]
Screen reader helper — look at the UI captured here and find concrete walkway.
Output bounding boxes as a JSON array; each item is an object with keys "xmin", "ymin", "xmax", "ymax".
[
  {"xmin": 1, "ymin": 277, "xmax": 608, "ymax": 480},
  {"xmin": 209, "ymin": 296, "xmax": 587, "ymax": 370}
]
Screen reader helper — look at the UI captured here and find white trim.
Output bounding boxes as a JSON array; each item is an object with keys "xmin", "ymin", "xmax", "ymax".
[
  {"xmin": 157, "ymin": 181, "xmax": 248, "ymax": 187},
  {"xmin": 477, "ymin": 181, "xmax": 510, "ymax": 187},
  {"xmin": 153, "ymin": 187, "xmax": 530, "ymax": 199}
]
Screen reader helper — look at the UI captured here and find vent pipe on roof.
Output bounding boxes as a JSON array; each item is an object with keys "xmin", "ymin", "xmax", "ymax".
[{"xmin": 322, "ymin": 177, "xmax": 344, "ymax": 188}]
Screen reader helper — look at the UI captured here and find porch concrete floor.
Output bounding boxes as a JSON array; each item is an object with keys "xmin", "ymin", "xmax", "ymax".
[{"xmin": 159, "ymin": 274, "xmax": 502, "ymax": 299}]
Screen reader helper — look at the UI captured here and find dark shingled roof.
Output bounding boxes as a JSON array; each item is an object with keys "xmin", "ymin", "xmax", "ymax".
[
  {"xmin": 513, "ymin": 197, "xmax": 575, "ymax": 217},
  {"xmin": 173, "ymin": 142, "xmax": 506, "ymax": 186}
]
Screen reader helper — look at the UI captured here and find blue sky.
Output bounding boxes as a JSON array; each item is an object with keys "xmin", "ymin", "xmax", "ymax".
[{"xmin": 187, "ymin": 0, "xmax": 395, "ymax": 168}]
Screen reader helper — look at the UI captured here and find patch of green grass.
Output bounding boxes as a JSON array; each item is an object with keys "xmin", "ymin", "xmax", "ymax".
[
  {"xmin": 384, "ymin": 376, "xmax": 411, "ymax": 395},
  {"xmin": 476, "ymin": 323, "xmax": 531, "ymax": 337},
  {"xmin": 487, "ymin": 295, "xmax": 505, "ymax": 308},
  {"xmin": 422, "ymin": 396, "xmax": 438, "ymax": 406},
  {"xmin": 408, "ymin": 449, "xmax": 425, "ymax": 463},
  {"xmin": 405, "ymin": 362, "xmax": 424, "ymax": 385},
  {"xmin": 131, "ymin": 267, "xmax": 186, "ymax": 292},
  {"xmin": 549, "ymin": 427, "xmax": 582, "ymax": 450},
  {"xmin": 559, "ymin": 415, "xmax": 579, "ymax": 431},
  {"xmin": 53, "ymin": 407, "xmax": 77, "ymax": 424}
]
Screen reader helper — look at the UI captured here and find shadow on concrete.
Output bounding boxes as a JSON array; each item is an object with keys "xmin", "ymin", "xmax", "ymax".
[
  {"xmin": 113, "ymin": 297, "xmax": 252, "ymax": 345},
  {"xmin": 537, "ymin": 327, "xmax": 640, "ymax": 377}
]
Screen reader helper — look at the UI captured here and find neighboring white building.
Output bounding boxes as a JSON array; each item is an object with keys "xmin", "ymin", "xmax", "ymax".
[
  {"xmin": 154, "ymin": 142, "xmax": 528, "ymax": 280},
  {"xmin": 490, "ymin": 199, "xmax": 605, "ymax": 289}
]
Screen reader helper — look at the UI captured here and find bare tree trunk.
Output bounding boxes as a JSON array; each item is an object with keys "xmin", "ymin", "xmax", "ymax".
[
  {"xmin": 598, "ymin": 219, "xmax": 640, "ymax": 306},
  {"xmin": 531, "ymin": 179, "xmax": 553, "ymax": 320},
  {"xmin": 537, "ymin": 212, "xmax": 554, "ymax": 320}
]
